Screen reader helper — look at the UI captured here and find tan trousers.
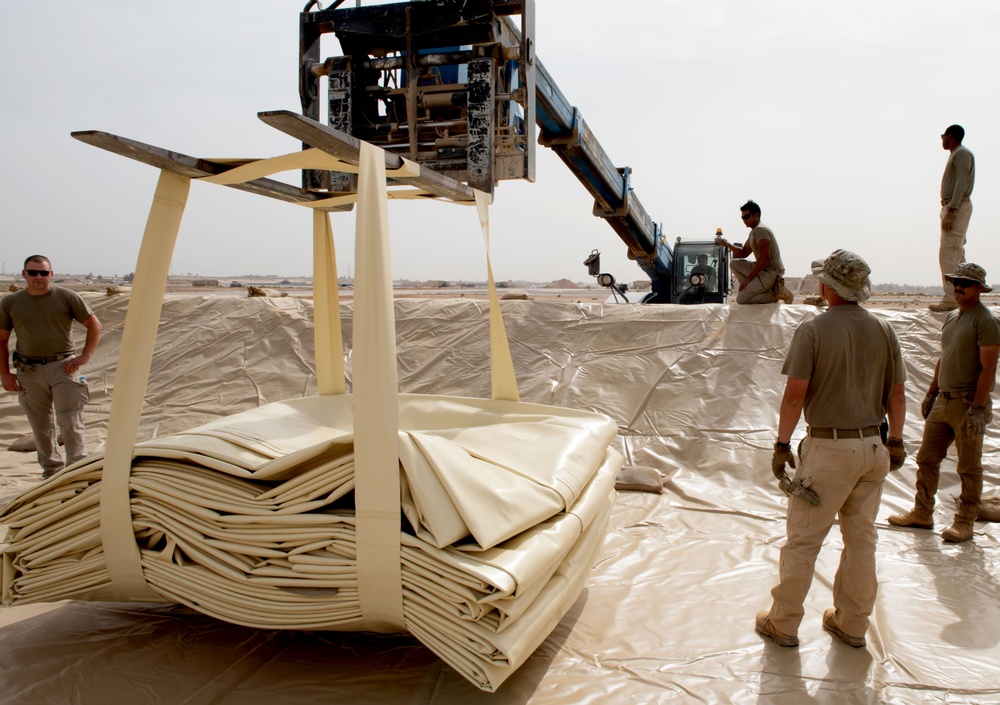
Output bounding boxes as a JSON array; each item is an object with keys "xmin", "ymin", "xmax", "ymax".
[
  {"xmin": 731, "ymin": 259, "xmax": 780, "ymax": 304},
  {"xmin": 767, "ymin": 435, "xmax": 890, "ymax": 637},
  {"xmin": 938, "ymin": 200, "xmax": 973, "ymax": 305},
  {"xmin": 913, "ymin": 395, "xmax": 987, "ymax": 525},
  {"xmin": 14, "ymin": 358, "xmax": 90, "ymax": 477}
]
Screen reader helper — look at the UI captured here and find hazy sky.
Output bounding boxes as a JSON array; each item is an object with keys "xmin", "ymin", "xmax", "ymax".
[{"xmin": 3, "ymin": 1, "xmax": 999, "ymax": 287}]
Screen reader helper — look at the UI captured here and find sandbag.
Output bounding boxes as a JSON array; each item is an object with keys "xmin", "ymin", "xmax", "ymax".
[{"xmin": 979, "ymin": 497, "xmax": 1000, "ymax": 522}]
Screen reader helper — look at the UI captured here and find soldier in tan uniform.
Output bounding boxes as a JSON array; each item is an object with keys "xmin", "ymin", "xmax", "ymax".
[
  {"xmin": 715, "ymin": 200, "xmax": 794, "ymax": 305},
  {"xmin": 756, "ymin": 250, "xmax": 907, "ymax": 649},
  {"xmin": 930, "ymin": 125, "xmax": 975, "ymax": 312},
  {"xmin": 0, "ymin": 255, "xmax": 102, "ymax": 478},
  {"xmin": 890, "ymin": 262, "xmax": 999, "ymax": 542}
]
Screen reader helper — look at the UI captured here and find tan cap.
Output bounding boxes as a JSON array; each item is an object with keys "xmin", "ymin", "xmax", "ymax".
[
  {"xmin": 811, "ymin": 249, "xmax": 872, "ymax": 303},
  {"xmin": 945, "ymin": 262, "xmax": 992, "ymax": 292}
]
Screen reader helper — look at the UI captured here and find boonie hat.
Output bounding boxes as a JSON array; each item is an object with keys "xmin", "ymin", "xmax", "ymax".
[
  {"xmin": 811, "ymin": 249, "xmax": 871, "ymax": 303},
  {"xmin": 945, "ymin": 262, "xmax": 992, "ymax": 292}
]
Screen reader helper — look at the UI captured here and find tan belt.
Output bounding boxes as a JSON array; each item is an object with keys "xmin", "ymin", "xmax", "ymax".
[{"xmin": 808, "ymin": 425, "xmax": 880, "ymax": 439}]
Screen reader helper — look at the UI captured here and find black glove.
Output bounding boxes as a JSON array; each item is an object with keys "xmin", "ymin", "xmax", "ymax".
[
  {"xmin": 772, "ymin": 441, "xmax": 795, "ymax": 480},
  {"xmin": 885, "ymin": 437, "xmax": 906, "ymax": 471},
  {"xmin": 921, "ymin": 392, "xmax": 938, "ymax": 420}
]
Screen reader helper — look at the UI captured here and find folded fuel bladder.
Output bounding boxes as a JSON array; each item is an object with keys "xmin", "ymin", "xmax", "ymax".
[
  {"xmin": 1, "ymin": 396, "xmax": 620, "ymax": 691},
  {"xmin": 0, "ymin": 137, "xmax": 621, "ymax": 691}
]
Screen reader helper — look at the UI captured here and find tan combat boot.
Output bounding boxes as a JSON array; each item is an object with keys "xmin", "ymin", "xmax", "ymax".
[
  {"xmin": 777, "ymin": 279, "xmax": 794, "ymax": 304},
  {"xmin": 887, "ymin": 509, "xmax": 934, "ymax": 530},
  {"xmin": 822, "ymin": 608, "xmax": 866, "ymax": 648},
  {"xmin": 941, "ymin": 521, "xmax": 974, "ymax": 543},
  {"xmin": 754, "ymin": 610, "xmax": 799, "ymax": 647}
]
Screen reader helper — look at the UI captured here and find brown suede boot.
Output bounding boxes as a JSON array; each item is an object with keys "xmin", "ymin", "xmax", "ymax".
[
  {"xmin": 887, "ymin": 510, "xmax": 934, "ymax": 530},
  {"xmin": 941, "ymin": 521, "xmax": 974, "ymax": 543},
  {"xmin": 755, "ymin": 610, "xmax": 799, "ymax": 647},
  {"xmin": 822, "ymin": 608, "xmax": 866, "ymax": 648}
]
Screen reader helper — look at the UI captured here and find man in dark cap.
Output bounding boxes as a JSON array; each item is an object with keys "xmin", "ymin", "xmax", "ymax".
[
  {"xmin": 890, "ymin": 262, "xmax": 999, "ymax": 542},
  {"xmin": 756, "ymin": 249, "xmax": 907, "ymax": 649}
]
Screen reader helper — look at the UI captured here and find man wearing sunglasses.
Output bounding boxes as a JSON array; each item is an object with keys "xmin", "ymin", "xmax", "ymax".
[
  {"xmin": 890, "ymin": 263, "xmax": 999, "ymax": 542},
  {"xmin": 929, "ymin": 125, "xmax": 975, "ymax": 312},
  {"xmin": 715, "ymin": 199, "xmax": 793, "ymax": 305},
  {"xmin": 0, "ymin": 255, "xmax": 102, "ymax": 479}
]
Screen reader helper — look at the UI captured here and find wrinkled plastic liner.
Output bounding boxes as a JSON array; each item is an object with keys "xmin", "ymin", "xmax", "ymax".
[{"xmin": 2, "ymin": 297, "xmax": 998, "ymax": 703}]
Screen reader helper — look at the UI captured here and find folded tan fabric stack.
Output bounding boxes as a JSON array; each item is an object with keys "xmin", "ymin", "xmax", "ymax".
[
  {"xmin": 1, "ymin": 394, "xmax": 621, "ymax": 691},
  {"xmin": 1, "ymin": 138, "xmax": 622, "ymax": 692}
]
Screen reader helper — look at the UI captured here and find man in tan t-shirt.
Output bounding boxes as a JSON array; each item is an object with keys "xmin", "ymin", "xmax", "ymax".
[
  {"xmin": 715, "ymin": 200, "xmax": 793, "ymax": 305},
  {"xmin": 755, "ymin": 250, "xmax": 906, "ymax": 650},
  {"xmin": 930, "ymin": 125, "xmax": 975, "ymax": 312},
  {"xmin": 0, "ymin": 254, "xmax": 102, "ymax": 478},
  {"xmin": 890, "ymin": 262, "xmax": 999, "ymax": 542}
]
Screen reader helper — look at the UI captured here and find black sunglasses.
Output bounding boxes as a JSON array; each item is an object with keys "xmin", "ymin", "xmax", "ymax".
[
  {"xmin": 740, "ymin": 213, "xmax": 753, "ymax": 221},
  {"xmin": 25, "ymin": 269, "xmax": 51, "ymax": 277},
  {"xmin": 951, "ymin": 278, "xmax": 977, "ymax": 289}
]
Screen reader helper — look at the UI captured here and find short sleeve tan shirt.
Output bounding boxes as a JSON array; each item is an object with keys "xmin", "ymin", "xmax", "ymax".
[
  {"xmin": 0, "ymin": 288, "xmax": 94, "ymax": 357},
  {"xmin": 939, "ymin": 302, "xmax": 1000, "ymax": 393},
  {"xmin": 747, "ymin": 225, "xmax": 785, "ymax": 275},
  {"xmin": 782, "ymin": 305, "xmax": 906, "ymax": 429}
]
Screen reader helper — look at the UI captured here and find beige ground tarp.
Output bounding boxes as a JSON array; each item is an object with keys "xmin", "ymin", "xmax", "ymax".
[{"xmin": 2, "ymin": 297, "xmax": 999, "ymax": 704}]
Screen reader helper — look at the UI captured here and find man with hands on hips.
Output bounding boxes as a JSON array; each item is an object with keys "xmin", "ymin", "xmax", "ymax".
[{"xmin": 0, "ymin": 255, "xmax": 102, "ymax": 479}]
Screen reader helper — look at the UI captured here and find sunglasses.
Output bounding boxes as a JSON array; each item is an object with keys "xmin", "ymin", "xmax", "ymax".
[
  {"xmin": 25, "ymin": 269, "xmax": 51, "ymax": 277},
  {"xmin": 951, "ymin": 278, "xmax": 978, "ymax": 289},
  {"xmin": 740, "ymin": 213, "xmax": 753, "ymax": 221}
]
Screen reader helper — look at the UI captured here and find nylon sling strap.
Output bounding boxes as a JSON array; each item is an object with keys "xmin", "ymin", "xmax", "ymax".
[{"xmin": 99, "ymin": 142, "xmax": 519, "ymax": 629}]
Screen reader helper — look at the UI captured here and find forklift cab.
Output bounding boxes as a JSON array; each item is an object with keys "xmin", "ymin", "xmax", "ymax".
[
  {"xmin": 585, "ymin": 239, "xmax": 731, "ymax": 304},
  {"xmin": 671, "ymin": 239, "xmax": 730, "ymax": 304}
]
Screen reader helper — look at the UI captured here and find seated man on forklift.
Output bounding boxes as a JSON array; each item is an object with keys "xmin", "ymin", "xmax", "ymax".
[
  {"xmin": 690, "ymin": 254, "xmax": 717, "ymax": 290},
  {"xmin": 691, "ymin": 252, "xmax": 715, "ymax": 288},
  {"xmin": 715, "ymin": 200, "xmax": 794, "ymax": 304}
]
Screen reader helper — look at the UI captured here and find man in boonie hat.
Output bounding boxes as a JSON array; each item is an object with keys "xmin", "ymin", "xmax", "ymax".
[
  {"xmin": 811, "ymin": 247, "xmax": 873, "ymax": 302},
  {"xmin": 757, "ymin": 249, "xmax": 907, "ymax": 649},
  {"xmin": 889, "ymin": 262, "xmax": 1000, "ymax": 543}
]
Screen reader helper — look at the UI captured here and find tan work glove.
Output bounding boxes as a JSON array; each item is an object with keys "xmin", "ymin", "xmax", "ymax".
[
  {"xmin": 885, "ymin": 438, "xmax": 906, "ymax": 471},
  {"xmin": 921, "ymin": 392, "xmax": 938, "ymax": 420},
  {"xmin": 772, "ymin": 441, "xmax": 796, "ymax": 480},
  {"xmin": 964, "ymin": 406, "xmax": 987, "ymax": 436}
]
